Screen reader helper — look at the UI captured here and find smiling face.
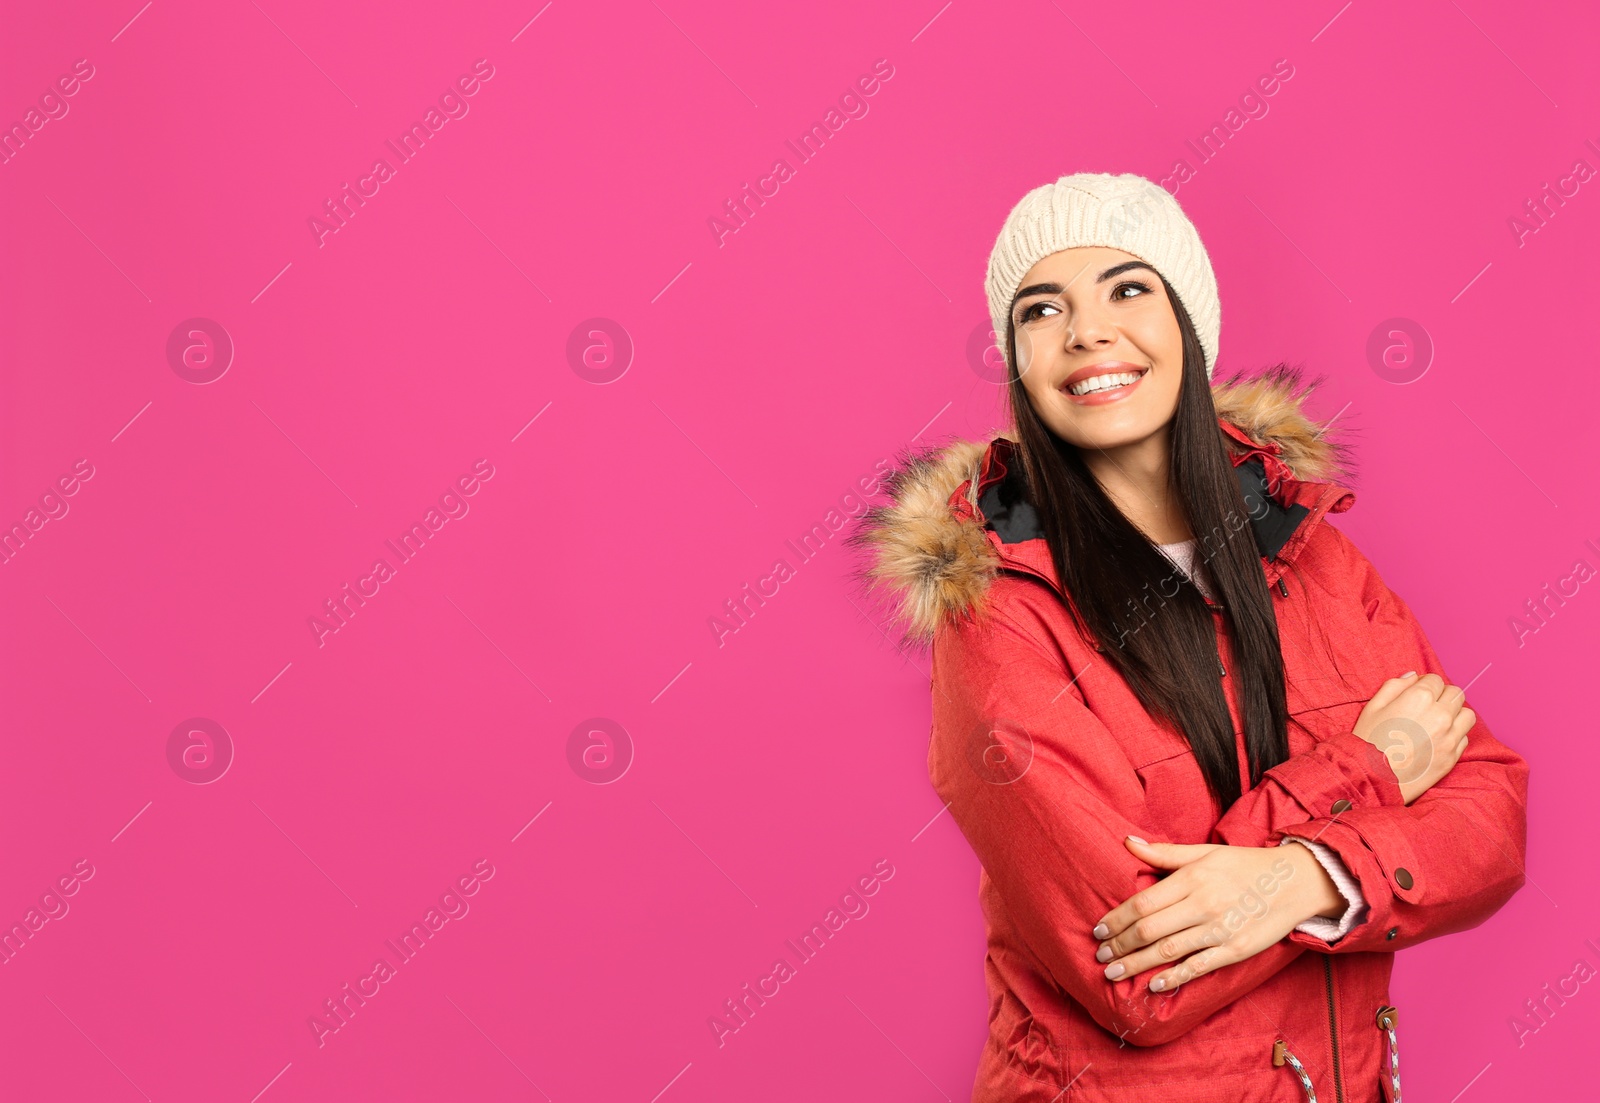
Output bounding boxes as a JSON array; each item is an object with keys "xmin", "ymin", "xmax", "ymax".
[{"xmin": 1008, "ymin": 246, "xmax": 1186, "ymax": 452}]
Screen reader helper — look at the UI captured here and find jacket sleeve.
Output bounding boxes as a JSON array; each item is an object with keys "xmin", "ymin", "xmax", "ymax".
[
  {"xmin": 1205, "ymin": 721, "xmax": 1408, "ymax": 848},
  {"xmin": 929, "ymin": 581, "xmax": 1308, "ymax": 1048},
  {"xmin": 1270, "ymin": 524, "xmax": 1530, "ymax": 955}
]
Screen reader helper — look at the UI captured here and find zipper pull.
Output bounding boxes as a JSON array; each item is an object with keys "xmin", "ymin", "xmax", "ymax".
[
  {"xmin": 1277, "ymin": 576, "xmax": 1289, "ymax": 597},
  {"xmin": 1217, "ymin": 650, "xmax": 1227, "ymax": 678}
]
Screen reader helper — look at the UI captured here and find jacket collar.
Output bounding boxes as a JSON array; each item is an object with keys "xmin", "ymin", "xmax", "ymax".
[{"xmin": 846, "ymin": 364, "xmax": 1357, "ymax": 647}]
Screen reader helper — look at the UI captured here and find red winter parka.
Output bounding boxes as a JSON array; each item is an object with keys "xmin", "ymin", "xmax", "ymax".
[{"xmin": 848, "ymin": 369, "xmax": 1529, "ymax": 1102}]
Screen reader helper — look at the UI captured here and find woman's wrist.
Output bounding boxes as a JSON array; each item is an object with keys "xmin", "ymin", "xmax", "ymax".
[{"xmin": 1281, "ymin": 840, "xmax": 1345, "ymax": 922}]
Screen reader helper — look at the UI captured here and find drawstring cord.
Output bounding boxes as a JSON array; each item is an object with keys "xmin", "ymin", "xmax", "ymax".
[
  {"xmin": 1272, "ymin": 1039, "xmax": 1318, "ymax": 1102},
  {"xmin": 1377, "ymin": 1006, "xmax": 1402, "ymax": 1101},
  {"xmin": 1273, "ymin": 1008, "xmax": 1403, "ymax": 1103}
]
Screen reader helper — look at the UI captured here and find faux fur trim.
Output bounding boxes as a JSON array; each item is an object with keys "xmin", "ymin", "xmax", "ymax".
[{"xmin": 842, "ymin": 362, "xmax": 1355, "ymax": 652}]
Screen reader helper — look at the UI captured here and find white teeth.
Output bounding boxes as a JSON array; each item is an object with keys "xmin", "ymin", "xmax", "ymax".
[{"xmin": 1068, "ymin": 370, "xmax": 1143, "ymax": 396}]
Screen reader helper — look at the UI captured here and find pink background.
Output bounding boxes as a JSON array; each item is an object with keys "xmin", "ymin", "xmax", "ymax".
[{"xmin": 1, "ymin": 1, "xmax": 1595, "ymax": 1099}]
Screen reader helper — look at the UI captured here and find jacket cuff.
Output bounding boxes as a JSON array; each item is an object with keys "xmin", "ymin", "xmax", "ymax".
[
  {"xmin": 1279, "ymin": 837, "xmax": 1367, "ymax": 942},
  {"xmin": 1276, "ymin": 816, "xmax": 1423, "ymax": 953},
  {"xmin": 1264, "ymin": 730, "xmax": 1406, "ymax": 820}
]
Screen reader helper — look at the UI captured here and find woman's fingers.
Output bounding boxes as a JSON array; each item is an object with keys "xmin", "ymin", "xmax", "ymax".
[
  {"xmin": 1149, "ymin": 942, "xmax": 1239, "ymax": 992},
  {"xmin": 1355, "ymin": 671, "xmax": 1474, "ymax": 803},
  {"xmin": 1364, "ymin": 671, "xmax": 1421, "ymax": 713},
  {"xmin": 1102, "ymin": 919, "xmax": 1229, "ymax": 982},
  {"xmin": 1097, "ymin": 895, "xmax": 1210, "ymax": 963},
  {"xmin": 1093, "ymin": 868, "xmax": 1192, "ymax": 942},
  {"xmin": 1412, "ymin": 672, "xmax": 1447, "ymax": 700},
  {"xmin": 1122, "ymin": 836, "xmax": 1220, "ymax": 870},
  {"xmin": 1443, "ymin": 707, "xmax": 1475, "ymax": 768}
]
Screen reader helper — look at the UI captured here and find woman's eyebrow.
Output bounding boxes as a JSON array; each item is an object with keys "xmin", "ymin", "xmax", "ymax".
[{"xmin": 1010, "ymin": 261, "xmax": 1161, "ymax": 309}]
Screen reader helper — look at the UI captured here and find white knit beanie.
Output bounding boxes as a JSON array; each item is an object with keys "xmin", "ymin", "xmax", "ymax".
[{"xmin": 985, "ymin": 172, "xmax": 1221, "ymax": 378}]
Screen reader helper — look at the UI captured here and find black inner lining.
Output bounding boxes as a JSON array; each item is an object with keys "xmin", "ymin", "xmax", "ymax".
[{"xmin": 977, "ymin": 447, "xmax": 1310, "ymax": 563}]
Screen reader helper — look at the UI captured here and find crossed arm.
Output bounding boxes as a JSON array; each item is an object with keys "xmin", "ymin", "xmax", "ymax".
[
  {"xmin": 1218, "ymin": 525, "xmax": 1529, "ymax": 956},
  {"xmin": 929, "ymin": 528, "xmax": 1528, "ymax": 1046}
]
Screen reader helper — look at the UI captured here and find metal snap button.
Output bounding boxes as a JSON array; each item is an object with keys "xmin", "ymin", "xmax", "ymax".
[
  {"xmin": 1394, "ymin": 868, "xmax": 1414, "ymax": 890},
  {"xmin": 1330, "ymin": 799, "xmax": 1352, "ymax": 814},
  {"xmin": 1385, "ymin": 927, "xmax": 1398, "ymax": 940}
]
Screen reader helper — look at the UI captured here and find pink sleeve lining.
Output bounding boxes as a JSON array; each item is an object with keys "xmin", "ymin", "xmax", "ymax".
[{"xmin": 1280, "ymin": 836, "xmax": 1368, "ymax": 942}]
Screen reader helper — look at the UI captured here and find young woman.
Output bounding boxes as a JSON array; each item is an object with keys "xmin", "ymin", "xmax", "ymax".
[{"xmin": 847, "ymin": 173, "xmax": 1528, "ymax": 1102}]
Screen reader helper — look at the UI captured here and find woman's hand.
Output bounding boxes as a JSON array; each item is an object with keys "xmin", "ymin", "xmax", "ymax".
[
  {"xmin": 1352, "ymin": 671, "xmax": 1473, "ymax": 804},
  {"xmin": 1091, "ymin": 836, "xmax": 1344, "ymax": 992}
]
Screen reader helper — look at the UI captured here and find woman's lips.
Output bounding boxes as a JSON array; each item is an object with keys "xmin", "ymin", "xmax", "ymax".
[{"xmin": 1062, "ymin": 369, "xmax": 1147, "ymax": 406}]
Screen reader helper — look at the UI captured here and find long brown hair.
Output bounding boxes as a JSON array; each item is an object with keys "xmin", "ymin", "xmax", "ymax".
[{"xmin": 1005, "ymin": 276, "xmax": 1289, "ymax": 809}]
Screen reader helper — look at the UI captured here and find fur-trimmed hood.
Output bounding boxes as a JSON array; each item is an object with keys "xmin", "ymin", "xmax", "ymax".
[{"xmin": 843, "ymin": 364, "xmax": 1357, "ymax": 651}]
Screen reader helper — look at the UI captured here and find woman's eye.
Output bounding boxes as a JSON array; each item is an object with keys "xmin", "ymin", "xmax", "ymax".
[{"xmin": 1018, "ymin": 283, "xmax": 1149, "ymax": 324}]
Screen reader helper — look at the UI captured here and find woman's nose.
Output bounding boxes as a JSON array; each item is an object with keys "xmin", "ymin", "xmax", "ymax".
[{"xmin": 1067, "ymin": 305, "xmax": 1115, "ymax": 349}]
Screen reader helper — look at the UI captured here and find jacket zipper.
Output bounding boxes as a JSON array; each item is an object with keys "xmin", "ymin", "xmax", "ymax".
[{"xmin": 1323, "ymin": 956, "xmax": 1345, "ymax": 1103}]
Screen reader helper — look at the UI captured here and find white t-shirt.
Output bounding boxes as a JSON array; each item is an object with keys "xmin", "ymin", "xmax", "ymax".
[{"xmin": 1156, "ymin": 537, "xmax": 1217, "ymax": 603}]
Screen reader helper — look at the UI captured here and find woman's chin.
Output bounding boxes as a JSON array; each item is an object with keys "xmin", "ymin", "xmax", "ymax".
[{"xmin": 1046, "ymin": 407, "xmax": 1169, "ymax": 452}]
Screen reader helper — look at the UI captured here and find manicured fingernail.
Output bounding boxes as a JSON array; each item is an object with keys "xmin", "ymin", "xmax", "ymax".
[
  {"xmin": 1096, "ymin": 945, "xmax": 1113, "ymax": 963},
  {"xmin": 1150, "ymin": 977, "xmax": 1166, "ymax": 991},
  {"xmin": 1126, "ymin": 835, "xmax": 1147, "ymax": 845},
  {"xmin": 1092, "ymin": 923, "xmax": 1109, "ymax": 939},
  {"xmin": 1104, "ymin": 963, "xmax": 1125, "ymax": 980},
  {"xmin": 1401, "ymin": 671, "xmax": 1416, "ymax": 678}
]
